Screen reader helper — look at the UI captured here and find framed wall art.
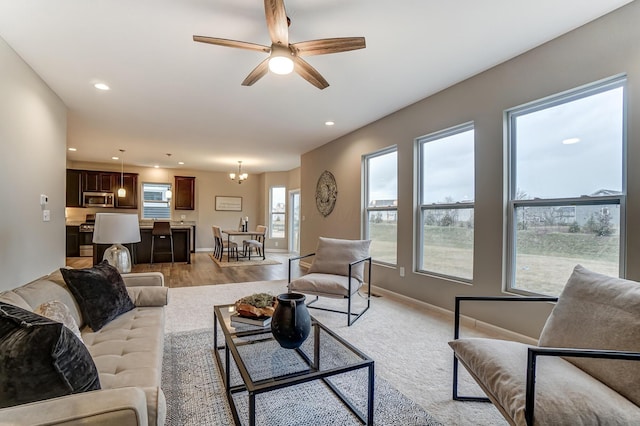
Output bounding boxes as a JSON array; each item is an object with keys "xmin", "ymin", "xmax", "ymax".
[{"xmin": 215, "ymin": 196, "xmax": 242, "ymax": 211}]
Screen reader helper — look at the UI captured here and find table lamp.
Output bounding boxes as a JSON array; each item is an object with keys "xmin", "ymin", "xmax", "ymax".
[{"xmin": 92, "ymin": 213, "xmax": 141, "ymax": 273}]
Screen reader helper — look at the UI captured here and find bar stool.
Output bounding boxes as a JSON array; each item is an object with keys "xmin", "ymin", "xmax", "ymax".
[{"xmin": 151, "ymin": 221, "xmax": 174, "ymax": 263}]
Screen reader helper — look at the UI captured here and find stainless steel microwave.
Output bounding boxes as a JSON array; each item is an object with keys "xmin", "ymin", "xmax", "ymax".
[{"xmin": 83, "ymin": 192, "xmax": 115, "ymax": 208}]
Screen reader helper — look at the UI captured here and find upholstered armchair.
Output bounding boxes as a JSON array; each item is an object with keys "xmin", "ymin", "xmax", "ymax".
[
  {"xmin": 288, "ymin": 237, "xmax": 372, "ymax": 326},
  {"xmin": 449, "ymin": 265, "xmax": 640, "ymax": 425}
]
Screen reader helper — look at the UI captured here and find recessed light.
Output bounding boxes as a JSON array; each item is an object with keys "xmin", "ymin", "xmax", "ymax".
[
  {"xmin": 154, "ymin": 165, "xmax": 159, "ymax": 168},
  {"xmin": 325, "ymin": 121, "xmax": 335, "ymax": 126},
  {"xmin": 562, "ymin": 137, "xmax": 580, "ymax": 145},
  {"xmin": 178, "ymin": 161, "xmax": 185, "ymax": 165},
  {"xmin": 94, "ymin": 83, "xmax": 110, "ymax": 91},
  {"xmin": 68, "ymin": 147, "xmax": 77, "ymax": 151},
  {"xmin": 112, "ymin": 156, "xmax": 119, "ymax": 160}
]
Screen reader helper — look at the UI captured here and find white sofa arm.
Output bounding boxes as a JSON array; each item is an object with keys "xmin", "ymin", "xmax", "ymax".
[
  {"xmin": 121, "ymin": 272, "xmax": 164, "ymax": 287},
  {"xmin": 0, "ymin": 387, "xmax": 148, "ymax": 426},
  {"xmin": 127, "ymin": 286, "xmax": 169, "ymax": 307}
]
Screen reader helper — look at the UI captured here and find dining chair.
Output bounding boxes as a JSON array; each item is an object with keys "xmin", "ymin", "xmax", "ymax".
[
  {"xmin": 212, "ymin": 225, "xmax": 238, "ymax": 261},
  {"xmin": 242, "ymin": 225, "xmax": 268, "ymax": 260}
]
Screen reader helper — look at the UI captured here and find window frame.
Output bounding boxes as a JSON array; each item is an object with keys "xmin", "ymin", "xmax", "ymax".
[
  {"xmin": 363, "ymin": 146, "xmax": 398, "ymax": 266},
  {"xmin": 416, "ymin": 122, "xmax": 475, "ymax": 282},
  {"xmin": 506, "ymin": 75, "xmax": 627, "ymax": 296},
  {"xmin": 141, "ymin": 182, "xmax": 172, "ymax": 220},
  {"xmin": 269, "ymin": 186, "xmax": 286, "ymax": 239}
]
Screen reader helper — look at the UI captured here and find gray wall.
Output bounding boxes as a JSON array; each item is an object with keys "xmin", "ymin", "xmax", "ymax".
[
  {"xmin": 0, "ymin": 37, "xmax": 67, "ymax": 291},
  {"xmin": 300, "ymin": 2, "xmax": 640, "ymax": 338}
]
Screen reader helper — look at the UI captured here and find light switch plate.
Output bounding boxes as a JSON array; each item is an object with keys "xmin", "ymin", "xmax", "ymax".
[{"xmin": 42, "ymin": 210, "xmax": 51, "ymax": 222}]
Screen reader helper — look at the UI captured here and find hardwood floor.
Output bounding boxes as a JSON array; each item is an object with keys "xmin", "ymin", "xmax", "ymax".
[{"xmin": 65, "ymin": 252, "xmax": 306, "ymax": 288}]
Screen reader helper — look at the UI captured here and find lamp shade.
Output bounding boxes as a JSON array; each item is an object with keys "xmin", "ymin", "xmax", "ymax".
[{"xmin": 93, "ymin": 213, "xmax": 141, "ymax": 244}]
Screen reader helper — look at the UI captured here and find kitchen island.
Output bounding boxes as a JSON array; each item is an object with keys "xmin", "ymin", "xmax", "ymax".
[{"xmin": 93, "ymin": 223, "xmax": 193, "ymax": 265}]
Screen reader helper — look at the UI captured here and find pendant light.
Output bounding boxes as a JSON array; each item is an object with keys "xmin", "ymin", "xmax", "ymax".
[
  {"xmin": 117, "ymin": 149, "xmax": 126, "ymax": 198},
  {"xmin": 165, "ymin": 153, "xmax": 172, "ymax": 199}
]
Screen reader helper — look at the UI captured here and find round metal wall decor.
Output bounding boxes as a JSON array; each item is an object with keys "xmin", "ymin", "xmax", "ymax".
[{"xmin": 315, "ymin": 170, "xmax": 337, "ymax": 217}]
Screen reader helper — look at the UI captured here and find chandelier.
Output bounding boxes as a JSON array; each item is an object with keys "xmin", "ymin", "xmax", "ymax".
[{"xmin": 229, "ymin": 161, "xmax": 248, "ymax": 184}]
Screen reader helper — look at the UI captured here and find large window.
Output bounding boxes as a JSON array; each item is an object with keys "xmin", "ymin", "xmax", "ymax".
[
  {"xmin": 142, "ymin": 182, "xmax": 172, "ymax": 219},
  {"xmin": 508, "ymin": 76, "xmax": 626, "ymax": 296},
  {"xmin": 417, "ymin": 123, "xmax": 474, "ymax": 280},
  {"xmin": 270, "ymin": 186, "xmax": 286, "ymax": 238},
  {"xmin": 363, "ymin": 147, "xmax": 397, "ymax": 264}
]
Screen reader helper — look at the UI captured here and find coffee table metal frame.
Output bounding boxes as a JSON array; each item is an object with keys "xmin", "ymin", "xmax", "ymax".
[{"xmin": 213, "ymin": 304, "xmax": 375, "ymax": 426}]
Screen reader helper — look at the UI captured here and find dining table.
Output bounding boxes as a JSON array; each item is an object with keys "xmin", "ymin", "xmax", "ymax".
[{"xmin": 221, "ymin": 229, "xmax": 266, "ymax": 262}]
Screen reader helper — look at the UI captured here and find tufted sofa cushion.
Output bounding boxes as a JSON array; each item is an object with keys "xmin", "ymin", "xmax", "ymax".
[{"xmin": 82, "ymin": 306, "xmax": 166, "ymax": 425}]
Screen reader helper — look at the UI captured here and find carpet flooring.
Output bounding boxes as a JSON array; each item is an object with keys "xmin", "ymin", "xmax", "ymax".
[{"xmin": 164, "ymin": 280, "xmax": 509, "ymax": 425}]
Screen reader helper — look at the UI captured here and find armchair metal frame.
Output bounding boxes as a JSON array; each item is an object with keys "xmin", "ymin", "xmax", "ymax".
[
  {"xmin": 288, "ymin": 253, "xmax": 372, "ymax": 326},
  {"xmin": 452, "ymin": 295, "xmax": 640, "ymax": 425}
]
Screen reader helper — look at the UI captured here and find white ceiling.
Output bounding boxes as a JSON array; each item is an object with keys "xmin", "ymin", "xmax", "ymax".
[{"xmin": 0, "ymin": 0, "xmax": 633, "ymax": 174}]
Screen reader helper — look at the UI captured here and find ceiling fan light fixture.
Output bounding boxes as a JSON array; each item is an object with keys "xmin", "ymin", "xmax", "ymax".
[
  {"xmin": 268, "ymin": 45, "xmax": 294, "ymax": 75},
  {"xmin": 269, "ymin": 56, "xmax": 294, "ymax": 75}
]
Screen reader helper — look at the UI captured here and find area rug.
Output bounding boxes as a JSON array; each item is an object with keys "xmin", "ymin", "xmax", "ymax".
[
  {"xmin": 162, "ymin": 328, "xmax": 442, "ymax": 426},
  {"xmin": 209, "ymin": 253, "xmax": 281, "ymax": 267}
]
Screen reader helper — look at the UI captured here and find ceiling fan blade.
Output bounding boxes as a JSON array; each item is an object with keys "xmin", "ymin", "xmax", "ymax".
[
  {"xmin": 264, "ymin": 0, "xmax": 289, "ymax": 46},
  {"xmin": 291, "ymin": 37, "xmax": 366, "ymax": 57},
  {"xmin": 241, "ymin": 58, "xmax": 270, "ymax": 86},
  {"xmin": 193, "ymin": 35, "xmax": 270, "ymax": 53},
  {"xmin": 293, "ymin": 57, "xmax": 329, "ymax": 90}
]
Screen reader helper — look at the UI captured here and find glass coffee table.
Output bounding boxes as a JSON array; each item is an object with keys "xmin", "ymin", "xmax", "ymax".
[{"xmin": 213, "ymin": 304, "xmax": 375, "ymax": 425}]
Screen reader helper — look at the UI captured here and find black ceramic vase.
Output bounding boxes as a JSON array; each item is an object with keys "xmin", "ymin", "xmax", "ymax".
[{"xmin": 271, "ymin": 293, "xmax": 311, "ymax": 349}]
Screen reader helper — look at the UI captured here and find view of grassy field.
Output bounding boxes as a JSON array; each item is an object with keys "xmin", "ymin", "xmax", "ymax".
[{"xmin": 369, "ymin": 223, "xmax": 619, "ymax": 295}]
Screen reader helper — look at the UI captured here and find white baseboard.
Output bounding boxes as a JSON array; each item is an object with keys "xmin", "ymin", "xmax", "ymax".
[
  {"xmin": 371, "ymin": 285, "xmax": 538, "ymax": 345},
  {"xmin": 196, "ymin": 248, "xmax": 214, "ymax": 252}
]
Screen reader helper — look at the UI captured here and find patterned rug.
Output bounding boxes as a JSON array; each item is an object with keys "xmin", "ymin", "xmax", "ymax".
[
  {"xmin": 162, "ymin": 329, "xmax": 443, "ymax": 426},
  {"xmin": 209, "ymin": 253, "xmax": 281, "ymax": 267}
]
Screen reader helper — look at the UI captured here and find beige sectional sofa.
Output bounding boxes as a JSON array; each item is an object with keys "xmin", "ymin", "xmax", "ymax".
[{"xmin": 0, "ymin": 269, "xmax": 168, "ymax": 426}]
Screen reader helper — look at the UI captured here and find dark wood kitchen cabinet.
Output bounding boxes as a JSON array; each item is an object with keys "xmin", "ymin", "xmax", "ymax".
[
  {"xmin": 84, "ymin": 171, "xmax": 116, "ymax": 192},
  {"xmin": 114, "ymin": 173, "xmax": 138, "ymax": 209},
  {"xmin": 66, "ymin": 169, "xmax": 83, "ymax": 207},
  {"xmin": 66, "ymin": 226, "xmax": 80, "ymax": 257},
  {"xmin": 174, "ymin": 176, "xmax": 195, "ymax": 210}
]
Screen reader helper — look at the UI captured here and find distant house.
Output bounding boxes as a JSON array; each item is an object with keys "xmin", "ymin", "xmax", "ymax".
[{"xmin": 519, "ymin": 189, "xmax": 622, "ymax": 229}]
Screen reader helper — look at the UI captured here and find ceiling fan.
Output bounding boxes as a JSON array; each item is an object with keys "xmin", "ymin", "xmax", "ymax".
[{"xmin": 193, "ymin": 0, "xmax": 365, "ymax": 90}]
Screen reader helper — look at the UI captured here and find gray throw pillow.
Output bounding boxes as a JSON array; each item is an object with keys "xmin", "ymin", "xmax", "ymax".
[
  {"xmin": 308, "ymin": 237, "xmax": 371, "ymax": 282},
  {"xmin": 0, "ymin": 302, "xmax": 100, "ymax": 408},
  {"xmin": 60, "ymin": 260, "xmax": 135, "ymax": 331},
  {"xmin": 35, "ymin": 300, "xmax": 84, "ymax": 342}
]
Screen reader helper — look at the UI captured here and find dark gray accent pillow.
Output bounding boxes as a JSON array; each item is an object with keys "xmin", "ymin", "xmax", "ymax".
[
  {"xmin": 60, "ymin": 260, "xmax": 135, "ymax": 331},
  {"xmin": 0, "ymin": 302, "xmax": 101, "ymax": 408}
]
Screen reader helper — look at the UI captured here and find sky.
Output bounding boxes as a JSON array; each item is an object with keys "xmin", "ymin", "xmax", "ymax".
[
  {"xmin": 367, "ymin": 82, "xmax": 624, "ymax": 204},
  {"xmin": 514, "ymin": 85, "xmax": 623, "ymax": 199}
]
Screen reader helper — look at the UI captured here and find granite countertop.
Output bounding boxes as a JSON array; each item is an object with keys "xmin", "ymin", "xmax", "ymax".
[
  {"xmin": 66, "ymin": 220, "xmax": 196, "ymax": 228},
  {"xmin": 65, "ymin": 221, "xmax": 84, "ymax": 226},
  {"xmin": 139, "ymin": 223, "xmax": 195, "ymax": 230}
]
